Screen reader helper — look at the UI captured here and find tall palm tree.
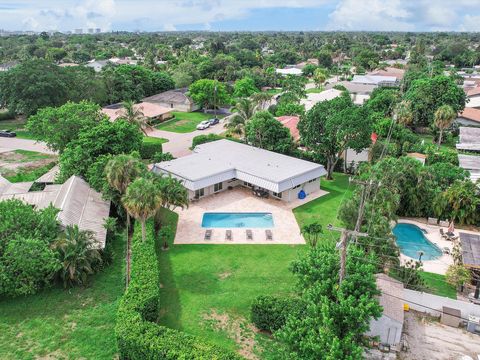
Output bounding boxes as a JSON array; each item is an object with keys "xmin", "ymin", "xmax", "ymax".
[
  {"xmin": 118, "ymin": 100, "xmax": 151, "ymax": 135},
  {"xmin": 251, "ymin": 92, "xmax": 273, "ymax": 110},
  {"xmin": 394, "ymin": 100, "xmax": 413, "ymax": 126},
  {"xmin": 54, "ymin": 225, "xmax": 102, "ymax": 288},
  {"xmin": 434, "ymin": 104, "xmax": 456, "ymax": 146},
  {"xmin": 122, "ymin": 178, "xmax": 163, "ymax": 242},
  {"xmin": 224, "ymin": 98, "xmax": 259, "ymax": 137}
]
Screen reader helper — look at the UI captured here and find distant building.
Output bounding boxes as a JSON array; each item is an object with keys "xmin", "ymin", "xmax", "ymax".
[
  {"xmin": 143, "ymin": 89, "xmax": 198, "ymax": 112},
  {"xmin": 275, "ymin": 68, "xmax": 303, "ymax": 76},
  {"xmin": 88, "ymin": 28, "xmax": 94, "ymax": 34},
  {"xmin": 301, "ymin": 89, "xmax": 343, "ymax": 111},
  {"xmin": 351, "ymin": 75, "xmax": 399, "ymax": 87},
  {"xmin": 370, "ymin": 67, "xmax": 405, "ymax": 80},
  {"xmin": 466, "ymin": 87, "xmax": 480, "ymax": 109},
  {"xmin": 74, "ymin": 28, "xmax": 83, "ymax": 34},
  {"xmin": 102, "ymin": 102, "xmax": 173, "ymax": 122},
  {"xmin": 456, "ymin": 108, "xmax": 480, "ymax": 127},
  {"xmin": 275, "ymin": 116, "xmax": 300, "ymax": 141},
  {"xmin": 325, "ymin": 81, "xmax": 377, "ymax": 95},
  {"xmin": 85, "ymin": 59, "xmax": 109, "ymax": 72},
  {"xmin": 407, "ymin": 152, "xmax": 427, "ymax": 165},
  {"xmin": 458, "ymin": 154, "xmax": 480, "ymax": 182}
]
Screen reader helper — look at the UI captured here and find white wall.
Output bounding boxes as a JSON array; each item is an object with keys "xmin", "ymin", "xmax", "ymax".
[{"xmin": 367, "ymin": 315, "xmax": 403, "ymax": 346}]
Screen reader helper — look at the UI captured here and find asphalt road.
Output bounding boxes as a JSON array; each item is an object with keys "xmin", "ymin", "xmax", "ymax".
[{"xmin": 0, "ymin": 137, "xmax": 56, "ymax": 155}]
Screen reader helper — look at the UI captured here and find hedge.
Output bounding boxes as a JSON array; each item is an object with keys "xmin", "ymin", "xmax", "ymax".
[
  {"xmin": 191, "ymin": 133, "xmax": 224, "ymax": 149},
  {"xmin": 140, "ymin": 141, "xmax": 162, "ymax": 160},
  {"xmin": 250, "ymin": 295, "xmax": 305, "ymax": 333},
  {"xmin": 115, "ymin": 221, "xmax": 241, "ymax": 359}
]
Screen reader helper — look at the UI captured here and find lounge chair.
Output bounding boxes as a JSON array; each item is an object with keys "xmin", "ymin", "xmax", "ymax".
[
  {"xmin": 266, "ymin": 229, "xmax": 273, "ymax": 241},
  {"xmin": 205, "ymin": 229, "xmax": 212, "ymax": 241},
  {"xmin": 439, "ymin": 228, "xmax": 448, "ymax": 240},
  {"xmin": 246, "ymin": 229, "xmax": 253, "ymax": 241},
  {"xmin": 225, "ymin": 230, "xmax": 232, "ymax": 241}
]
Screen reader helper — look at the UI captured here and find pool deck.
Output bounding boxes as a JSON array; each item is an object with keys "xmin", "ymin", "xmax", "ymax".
[
  {"xmin": 398, "ymin": 218, "xmax": 480, "ymax": 275},
  {"xmin": 173, "ymin": 187, "xmax": 328, "ymax": 245}
]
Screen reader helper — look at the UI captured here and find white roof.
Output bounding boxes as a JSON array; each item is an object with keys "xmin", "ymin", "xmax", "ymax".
[
  {"xmin": 457, "ymin": 127, "xmax": 480, "ymax": 151},
  {"xmin": 275, "ymin": 68, "xmax": 303, "ymax": 76},
  {"xmin": 458, "ymin": 154, "xmax": 480, "ymax": 182},
  {"xmin": 352, "ymin": 75, "xmax": 398, "ymax": 85},
  {"xmin": 301, "ymin": 89, "xmax": 342, "ymax": 110},
  {"xmin": 154, "ymin": 140, "xmax": 326, "ymax": 193}
]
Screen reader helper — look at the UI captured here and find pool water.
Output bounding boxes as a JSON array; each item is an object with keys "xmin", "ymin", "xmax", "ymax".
[
  {"xmin": 201, "ymin": 212, "xmax": 274, "ymax": 228},
  {"xmin": 393, "ymin": 223, "xmax": 442, "ymax": 260}
]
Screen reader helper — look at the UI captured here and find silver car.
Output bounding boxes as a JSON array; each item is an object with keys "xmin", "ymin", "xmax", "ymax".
[{"xmin": 196, "ymin": 120, "xmax": 211, "ymax": 130}]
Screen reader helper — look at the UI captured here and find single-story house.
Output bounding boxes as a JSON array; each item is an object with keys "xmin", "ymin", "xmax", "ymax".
[
  {"xmin": 275, "ymin": 67, "xmax": 303, "ymax": 76},
  {"xmin": 143, "ymin": 89, "xmax": 198, "ymax": 112},
  {"xmin": 351, "ymin": 75, "xmax": 399, "ymax": 87},
  {"xmin": 466, "ymin": 87, "xmax": 480, "ymax": 109},
  {"xmin": 457, "ymin": 108, "xmax": 480, "ymax": 127},
  {"xmin": 102, "ymin": 102, "xmax": 172, "ymax": 122},
  {"xmin": 458, "ymin": 154, "xmax": 480, "ymax": 183},
  {"xmin": 325, "ymin": 81, "xmax": 377, "ymax": 95},
  {"xmin": 456, "ymin": 127, "xmax": 480, "ymax": 152},
  {"xmin": 0, "ymin": 174, "xmax": 110, "ymax": 248},
  {"xmin": 275, "ymin": 116, "xmax": 300, "ymax": 141},
  {"xmin": 152, "ymin": 139, "xmax": 327, "ymax": 202},
  {"xmin": 58, "ymin": 63, "xmax": 79, "ymax": 68},
  {"xmin": 301, "ymin": 89, "xmax": 343, "ymax": 111},
  {"xmin": 370, "ymin": 67, "xmax": 405, "ymax": 80},
  {"xmin": 366, "ymin": 274, "xmax": 404, "ymax": 348},
  {"xmin": 85, "ymin": 59, "xmax": 109, "ymax": 72}
]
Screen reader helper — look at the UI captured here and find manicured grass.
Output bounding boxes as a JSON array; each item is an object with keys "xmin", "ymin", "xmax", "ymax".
[
  {"xmin": 0, "ymin": 233, "xmax": 126, "ymax": 359},
  {"xmin": 13, "ymin": 149, "xmax": 52, "ymax": 162},
  {"xmin": 156, "ymin": 111, "xmax": 217, "ymax": 133},
  {"xmin": 143, "ymin": 136, "xmax": 168, "ymax": 145},
  {"xmin": 306, "ymin": 87, "xmax": 325, "ymax": 94},
  {"xmin": 420, "ymin": 271, "xmax": 457, "ymax": 299},
  {"xmin": 266, "ymin": 88, "xmax": 282, "ymax": 95}
]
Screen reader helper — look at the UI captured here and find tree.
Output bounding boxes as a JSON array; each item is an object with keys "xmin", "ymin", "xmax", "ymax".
[
  {"xmin": 224, "ymin": 98, "xmax": 259, "ymax": 137},
  {"xmin": 53, "ymin": 225, "xmax": 102, "ymax": 288},
  {"xmin": 390, "ymin": 259, "xmax": 425, "ymax": 290},
  {"xmin": 445, "ymin": 264, "xmax": 470, "ymax": 291},
  {"xmin": 301, "ymin": 222, "xmax": 323, "ymax": 247},
  {"xmin": 122, "ymin": 178, "xmax": 163, "ymax": 242},
  {"xmin": 317, "ymin": 50, "xmax": 333, "ymax": 68},
  {"xmin": 188, "ymin": 79, "xmax": 230, "ymax": 110},
  {"xmin": 251, "ymin": 92, "xmax": 273, "ymax": 110},
  {"xmin": 27, "ymin": 101, "xmax": 106, "ymax": 153},
  {"xmin": 394, "ymin": 100, "xmax": 413, "ymax": 126},
  {"xmin": 434, "ymin": 104, "xmax": 456, "ymax": 146},
  {"xmin": 312, "ymin": 68, "xmax": 327, "ymax": 88},
  {"xmin": 281, "ymin": 75, "xmax": 307, "ymax": 102},
  {"xmin": 118, "ymin": 100, "xmax": 151, "ymax": 135},
  {"xmin": 367, "ymin": 88, "xmax": 399, "ymax": 117},
  {"xmin": 298, "ymin": 93, "xmax": 372, "ymax": 179},
  {"xmin": 233, "ymin": 77, "xmax": 259, "ymax": 98},
  {"xmin": 276, "ymin": 244, "xmax": 381, "ymax": 359},
  {"xmin": 434, "ymin": 180, "xmax": 480, "ymax": 225},
  {"xmin": 302, "ymin": 64, "xmax": 317, "ymax": 77},
  {"xmin": 245, "ymin": 111, "xmax": 294, "ymax": 154}
]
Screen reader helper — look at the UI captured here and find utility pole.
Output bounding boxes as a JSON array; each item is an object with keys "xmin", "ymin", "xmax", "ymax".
[{"xmin": 349, "ymin": 178, "xmax": 380, "ymax": 234}]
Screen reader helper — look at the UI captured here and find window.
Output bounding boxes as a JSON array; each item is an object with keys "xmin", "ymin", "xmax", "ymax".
[
  {"xmin": 170, "ymin": 103, "xmax": 174, "ymax": 108},
  {"xmin": 293, "ymin": 184, "xmax": 301, "ymax": 189},
  {"xmin": 272, "ymin": 191, "xmax": 282, "ymax": 198},
  {"xmin": 243, "ymin": 181, "xmax": 253, "ymax": 188},
  {"xmin": 308, "ymin": 178, "xmax": 317, "ymax": 183},
  {"xmin": 194, "ymin": 188, "xmax": 204, "ymax": 199},
  {"xmin": 214, "ymin": 182, "xmax": 223, "ymax": 192}
]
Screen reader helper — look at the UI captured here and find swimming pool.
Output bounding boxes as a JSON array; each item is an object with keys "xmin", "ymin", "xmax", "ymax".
[
  {"xmin": 393, "ymin": 223, "xmax": 442, "ymax": 260},
  {"xmin": 201, "ymin": 212, "xmax": 274, "ymax": 228}
]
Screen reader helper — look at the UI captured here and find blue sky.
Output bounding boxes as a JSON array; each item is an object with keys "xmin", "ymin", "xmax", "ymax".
[{"xmin": 1, "ymin": 0, "xmax": 480, "ymax": 32}]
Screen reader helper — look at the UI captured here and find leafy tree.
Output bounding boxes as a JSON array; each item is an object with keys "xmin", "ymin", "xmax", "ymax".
[
  {"xmin": 245, "ymin": 111, "xmax": 294, "ymax": 154},
  {"xmin": 301, "ymin": 222, "xmax": 323, "ymax": 247},
  {"xmin": 233, "ymin": 77, "xmax": 259, "ymax": 98},
  {"xmin": 53, "ymin": 225, "xmax": 102, "ymax": 288},
  {"xmin": 299, "ymin": 93, "xmax": 372, "ymax": 179},
  {"xmin": 276, "ymin": 244, "xmax": 381, "ymax": 359},
  {"xmin": 404, "ymin": 75, "xmax": 466, "ymax": 127},
  {"xmin": 434, "ymin": 180, "xmax": 480, "ymax": 225},
  {"xmin": 445, "ymin": 264, "xmax": 471, "ymax": 291},
  {"xmin": 118, "ymin": 100, "xmax": 151, "ymax": 135},
  {"xmin": 188, "ymin": 79, "xmax": 230, "ymax": 110},
  {"xmin": 123, "ymin": 178, "xmax": 163, "ymax": 242},
  {"xmin": 281, "ymin": 75, "xmax": 307, "ymax": 102},
  {"xmin": 302, "ymin": 64, "xmax": 317, "ymax": 77},
  {"xmin": 27, "ymin": 101, "xmax": 106, "ymax": 153},
  {"xmin": 224, "ymin": 98, "xmax": 259, "ymax": 136},
  {"xmin": 312, "ymin": 68, "xmax": 327, "ymax": 88},
  {"xmin": 394, "ymin": 100, "xmax": 413, "ymax": 126},
  {"xmin": 367, "ymin": 88, "xmax": 399, "ymax": 117},
  {"xmin": 275, "ymin": 102, "xmax": 305, "ymax": 117},
  {"xmin": 390, "ymin": 259, "xmax": 425, "ymax": 290},
  {"xmin": 353, "ymin": 49, "xmax": 379, "ymax": 71},
  {"xmin": 317, "ymin": 50, "xmax": 333, "ymax": 68},
  {"xmin": 434, "ymin": 104, "xmax": 456, "ymax": 146}
]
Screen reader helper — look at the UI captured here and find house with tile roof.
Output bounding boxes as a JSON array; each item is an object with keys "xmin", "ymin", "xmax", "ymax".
[
  {"xmin": 457, "ymin": 108, "xmax": 480, "ymax": 127},
  {"xmin": 143, "ymin": 89, "xmax": 198, "ymax": 112}
]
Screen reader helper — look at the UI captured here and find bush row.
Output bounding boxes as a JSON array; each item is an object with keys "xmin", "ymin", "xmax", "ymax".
[
  {"xmin": 191, "ymin": 133, "xmax": 224, "ymax": 148},
  {"xmin": 115, "ymin": 221, "xmax": 241, "ymax": 359},
  {"xmin": 140, "ymin": 141, "xmax": 162, "ymax": 160},
  {"xmin": 250, "ymin": 295, "xmax": 305, "ymax": 333}
]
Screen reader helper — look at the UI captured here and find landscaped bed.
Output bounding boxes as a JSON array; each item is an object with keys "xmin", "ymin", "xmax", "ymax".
[{"xmin": 156, "ymin": 111, "xmax": 221, "ymax": 133}]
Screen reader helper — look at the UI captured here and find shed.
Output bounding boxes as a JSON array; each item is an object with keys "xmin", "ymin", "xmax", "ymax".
[{"xmin": 441, "ymin": 306, "xmax": 461, "ymax": 328}]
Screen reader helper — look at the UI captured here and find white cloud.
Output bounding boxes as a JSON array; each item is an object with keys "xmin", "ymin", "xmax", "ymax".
[{"xmin": 460, "ymin": 15, "xmax": 480, "ymax": 32}]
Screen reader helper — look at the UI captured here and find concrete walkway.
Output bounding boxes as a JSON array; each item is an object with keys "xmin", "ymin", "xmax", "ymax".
[{"xmin": 0, "ymin": 137, "xmax": 56, "ymax": 155}]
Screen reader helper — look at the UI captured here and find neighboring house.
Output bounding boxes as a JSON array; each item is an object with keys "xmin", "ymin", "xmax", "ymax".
[
  {"xmin": 301, "ymin": 88, "xmax": 343, "ymax": 111},
  {"xmin": 85, "ymin": 59, "xmax": 109, "ymax": 72},
  {"xmin": 466, "ymin": 87, "xmax": 480, "ymax": 109},
  {"xmin": 351, "ymin": 75, "xmax": 399, "ymax": 87},
  {"xmin": 275, "ymin": 116, "xmax": 300, "ymax": 141},
  {"xmin": 0, "ymin": 175, "xmax": 110, "ymax": 248},
  {"xmin": 275, "ymin": 68, "xmax": 303, "ymax": 76},
  {"xmin": 152, "ymin": 139, "xmax": 327, "ymax": 202},
  {"xmin": 295, "ymin": 58, "xmax": 319, "ymax": 69},
  {"xmin": 366, "ymin": 274, "xmax": 404, "ymax": 348},
  {"xmin": 458, "ymin": 154, "xmax": 480, "ymax": 182},
  {"xmin": 370, "ymin": 67, "xmax": 405, "ymax": 80},
  {"xmin": 407, "ymin": 152, "xmax": 427, "ymax": 165},
  {"xmin": 143, "ymin": 89, "xmax": 198, "ymax": 112},
  {"xmin": 325, "ymin": 81, "xmax": 377, "ymax": 96},
  {"xmin": 456, "ymin": 127, "xmax": 480, "ymax": 152},
  {"xmin": 383, "ymin": 59, "xmax": 408, "ymax": 66},
  {"xmin": 343, "ymin": 148, "xmax": 370, "ymax": 169},
  {"xmin": 109, "ymin": 57, "xmax": 138, "ymax": 65},
  {"xmin": 102, "ymin": 102, "xmax": 172, "ymax": 122},
  {"xmin": 456, "ymin": 108, "xmax": 480, "ymax": 127},
  {"xmin": 58, "ymin": 62, "xmax": 79, "ymax": 68},
  {"xmin": 0, "ymin": 61, "xmax": 18, "ymax": 71}
]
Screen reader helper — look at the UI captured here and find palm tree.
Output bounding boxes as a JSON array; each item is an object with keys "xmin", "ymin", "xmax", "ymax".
[
  {"xmin": 251, "ymin": 92, "xmax": 273, "ymax": 110},
  {"xmin": 54, "ymin": 225, "xmax": 102, "ymax": 288},
  {"xmin": 119, "ymin": 100, "xmax": 151, "ymax": 135},
  {"xmin": 394, "ymin": 100, "xmax": 413, "ymax": 126},
  {"xmin": 224, "ymin": 98, "xmax": 259, "ymax": 137},
  {"xmin": 434, "ymin": 104, "xmax": 456, "ymax": 146},
  {"xmin": 122, "ymin": 178, "xmax": 163, "ymax": 242}
]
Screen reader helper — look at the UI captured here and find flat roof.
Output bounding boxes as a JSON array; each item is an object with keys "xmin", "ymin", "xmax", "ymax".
[
  {"xmin": 155, "ymin": 140, "xmax": 326, "ymax": 193},
  {"xmin": 460, "ymin": 232, "xmax": 480, "ymax": 268}
]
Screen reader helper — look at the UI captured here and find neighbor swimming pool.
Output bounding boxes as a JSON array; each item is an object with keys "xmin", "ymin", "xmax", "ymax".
[
  {"xmin": 201, "ymin": 212, "xmax": 274, "ymax": 228},
  {"xmin": 393, "ymin": 223, "xmax": 442, "ymax": 260}
]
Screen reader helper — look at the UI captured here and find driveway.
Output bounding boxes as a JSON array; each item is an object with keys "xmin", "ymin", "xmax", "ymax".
[
  {"xmin": 147, "ymin": 118, "xmax": 229, "ymax": 158},
  {"xmin": 0, "ymin": 137, "xmax": 55, "ymax": 155}
]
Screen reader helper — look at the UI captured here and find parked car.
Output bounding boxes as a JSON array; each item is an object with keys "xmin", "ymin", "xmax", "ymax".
[
  {"xmin": 208, "ymin": 118, "xmax": 220, "ymax": 126},
  {"xmin": 0, "ymin": 130, "xmax": 16, "ymax": 138},
  {"xmin": 196, "ymin": 121, "xmax": 211, "ymax": 130}
]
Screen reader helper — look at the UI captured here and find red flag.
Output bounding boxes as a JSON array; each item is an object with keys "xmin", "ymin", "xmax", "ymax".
[{"xmin": 371, "ymin": 132, "xmax": 378, "ymax": 144}]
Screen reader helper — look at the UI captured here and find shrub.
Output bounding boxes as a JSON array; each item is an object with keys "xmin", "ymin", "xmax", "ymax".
[
  {"xmin": 251, "ymin": 295, "xmax": 305, "ymax": 332},
  {"xmin": 191, "ymin": 133, "xmax": 223, "ymax": 148},
  {"xmin": 140, "ymin": 141, "xmax": 162, "ymax": 160},
  {"xmin": 0, "ymin": 109, "xmax": 15, "ymax": 120},
  {"xmin": 115, "ymin": 221, "xmax": 241, "ymax": 359}
]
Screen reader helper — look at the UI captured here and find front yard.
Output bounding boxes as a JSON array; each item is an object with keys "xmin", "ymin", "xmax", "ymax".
[{"xmin": 156, "ymin": 111, "xmax": 219, "ymax": 133}]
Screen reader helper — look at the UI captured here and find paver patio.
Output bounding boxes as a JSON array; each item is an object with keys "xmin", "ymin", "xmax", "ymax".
[{"xmin": 174, "ymin": 187, "xmax": 328, "ymax": 244}]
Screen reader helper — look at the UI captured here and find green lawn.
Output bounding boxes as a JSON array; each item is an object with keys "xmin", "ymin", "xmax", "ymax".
[
  {"xmin": 155, "ymin": 174, "xmax": 352, "ymax": 355},
  {"xmin": 13, "ymin": 149, "xmax": 52, "ymax": 162},
  {"xmin": 143, "ymin": 136, "xmax": 168, "ymax": 145},
  {"xmin": 0, "ymin": 233, "xmax": 126, "ymax": 359},
  {"xmin": 156, "ymin": 112, "xmax": 218, "ymax": 133},
  {"xmin": 0, "ymin": 118, "xmax": 35, "ymax": 139},
  {"xmin": 420, "ymin": 271, "xmax": 457, "ymax": 299},
  {"xmin": 306, "ymin": 87, "xmax": 325, "ymax": 94}
]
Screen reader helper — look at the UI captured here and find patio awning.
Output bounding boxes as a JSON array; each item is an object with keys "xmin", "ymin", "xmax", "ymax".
[{"xmin": 460, "ymin": 232, "xmax": 480, "ymax": 269}]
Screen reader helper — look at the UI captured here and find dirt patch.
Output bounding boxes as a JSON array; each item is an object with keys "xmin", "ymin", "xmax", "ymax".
[
  {"xmin": 0, "ymin": 150, "xmax": 25, "ymax": 163},
  {"xmin": 400, "ymin": 311, "xmax": 480, "ymax": 360},
  {"xmin": 203, "ymin": 310, "xmax": 260, "ymax": 360},
  {"xmin": 218, "ymin": 271, "xmax": 232, "ymax": 280}
]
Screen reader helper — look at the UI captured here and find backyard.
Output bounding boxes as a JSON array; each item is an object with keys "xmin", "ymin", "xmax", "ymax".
[
  {"xmin": 0, "ymin": 233, "xmax": 125, "ymax": 359},
  {"xmin": 156, "ymin": 111, "xmax": 220, "ymax": 133}
]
